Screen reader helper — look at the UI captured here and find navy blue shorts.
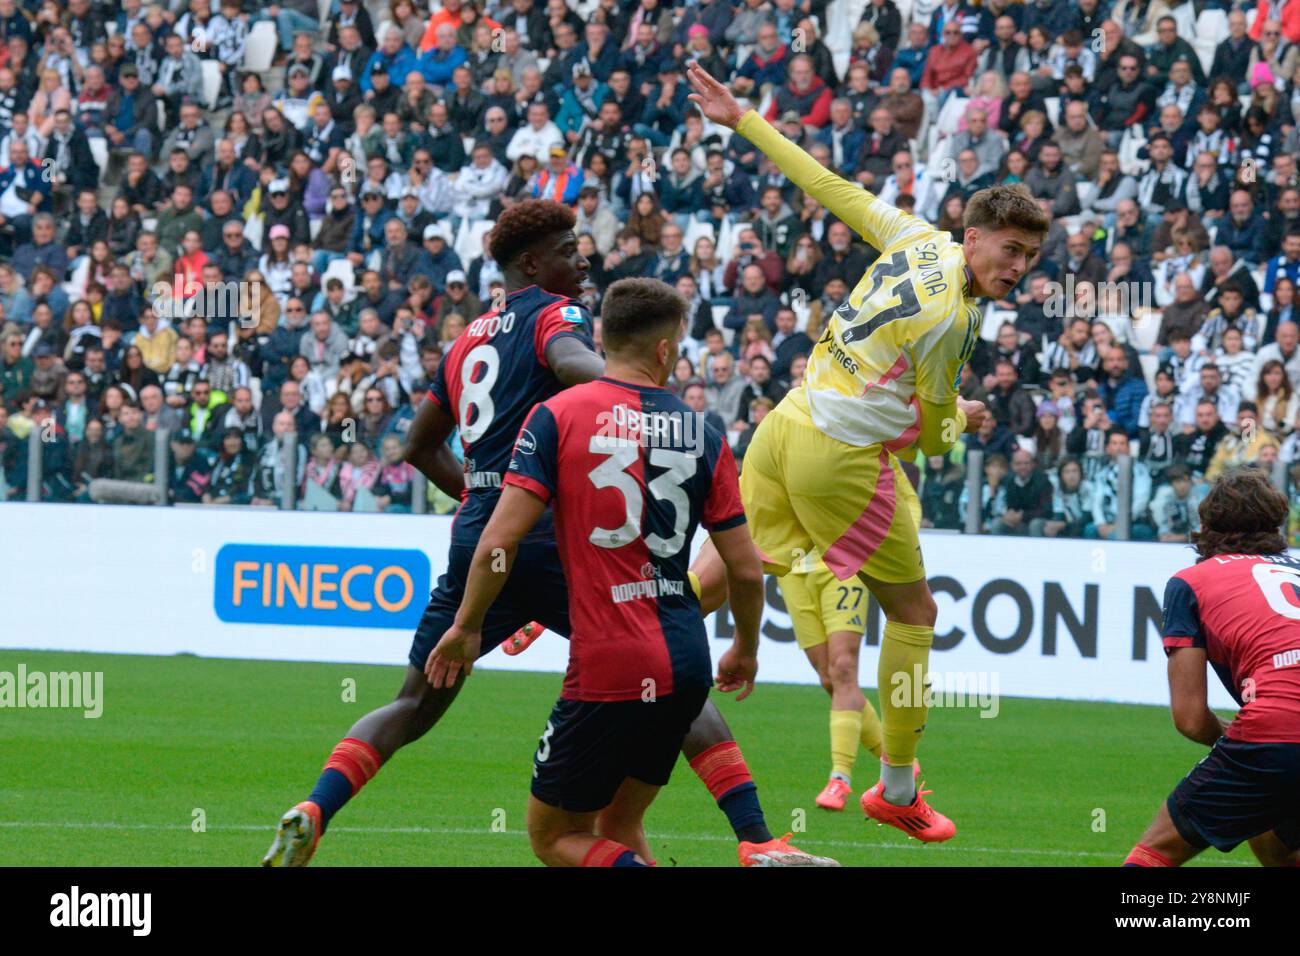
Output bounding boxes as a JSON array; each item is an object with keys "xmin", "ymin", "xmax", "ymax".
[
  {"xmin": 407, "ymin": 537, "xmax": 571, "ymax": 670},
  {"xmin": 530, "ymin": 686, "xmax": 711, "ymax": 814},
  {"xmin": 1167, "ymin": 736, "xmax": 1300, "ymax": 853}
]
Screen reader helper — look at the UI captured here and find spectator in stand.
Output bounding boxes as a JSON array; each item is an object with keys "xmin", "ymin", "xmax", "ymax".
[
  {"xmin": 1098, "ymin": 347, "xmax": 1149, "ymax": 439},
  {"xmin": 993, "ymin": 447, "xmax": 1055, "ymax": 536},
  {"xmin": 1087, "ymin": 428, "xmax": 1154, "ymax": 540}
]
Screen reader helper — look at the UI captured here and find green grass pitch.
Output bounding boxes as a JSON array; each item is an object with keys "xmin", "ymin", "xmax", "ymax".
[{"xmin": 0, "ymin": 649, "xmax": 1255, "ymax": 866}]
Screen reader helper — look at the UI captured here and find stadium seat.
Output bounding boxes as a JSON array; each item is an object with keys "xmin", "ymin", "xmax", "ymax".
[
  {"xmin": 1131, "ymin": 308, "xmax": 1161, "ymax": 352},
  {"xmin": 1138, "ymin": 353, "xmax": 1160, "ymax": 391},
  {"xmin": 201, "ymin": 60, "xmax": 222, "ymax": 111},
  {"xmin": 711, "ymin": 304, "xmax": 736, "ymax": 346},
  {"xmin": 715, "ymin": 217, "xmax": 737, "ymax": 264},
  {"xmin": 455, "ymin": 217, "xmax": 495, "ymax": 265},
  {"xmin": 791, "ymin": 291, "xmax": 811, "ymax": 331},
  {"xmin": 318, "ymin": 0, "xmax": 332, "ymax": 29},
  {"xmin": 244, "ymin": 215, "xmax": 263, "ymax": 251},
  {"xmin": 1117, "ymin": 125, "xmax": 1148, "ymax": 176},
  {"xmin": 89, "ymin": 137, "xmax": 108, "ymax": 184},
  {"xmin": 104, "ymin": 21, "xmax": 116, "ymax": 36},
  {"xmin": 935, "ymin": 95, "xmax": 968, "ymax": 138},
  {"xmin": 832, "ymin": 49, "xmax": 850, "ymax": 80},
  {"xmin": 1192, "ymin": 39, "xmax": 1217, "ymax": 82},
  {"xmin": 912, "ymin": 0, "xmax": 938, "ymax": 28},
  {"xmin": 244, "ymin": 21, "xmax": 277, "ymax": 73},
  {"xmin": 893, "ymin": 0, "xmax": 913, "ymax": 24},
  {"xmin": 1044, "ymin": 97, "xmax": 1060, "ymax": 128},
  {"xmin": 983, "ymin": 307, "xmax": 1017, "ymax": 341},
  {"xmin": 1246, "ymin": 6, "xmax": 1258, "ymax": 29},
  {"xmin": 1197, "ymin": 9, "xmax": 1230, "ymax": 45},
  {"xmin": 63, "ymin": 258, "xmax": 90, "ymax": 300},
  {"xmin": 309, "ymin": 218, "xmax": 322, "ymax": 239},
  {"xmin": 683, "ymin": 218, "xmax": 715, "ymax": 251},
  {"xmin": 1076, "ymin": 180, "xmax": 1098, "ymax": 210},
  {"xmin": 322, "ymin": 258, "xmax": 357, "ymax": 299},
  {"xmin": 1172, "ymin": 1, "xmax": 1196, "ymax": 37}
]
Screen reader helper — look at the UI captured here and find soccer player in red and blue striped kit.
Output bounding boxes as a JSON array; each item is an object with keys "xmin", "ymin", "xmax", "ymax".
[
  {"xmin": 263, "ymin": 201, "xmax": 835, "ymax": 866},
  {"xmin": 429, "ymin": 277, "xmax": 767, "ymax": 866},
  {"xmin": 1125, "ymin": 469, "xmax": 1300, "ymax": 867}
]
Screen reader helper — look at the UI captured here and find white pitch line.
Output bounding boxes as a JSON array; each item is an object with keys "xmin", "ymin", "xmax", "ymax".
[{"xmin": 0, "ymin": 820, "xmax": 1254, "ymax": 864}]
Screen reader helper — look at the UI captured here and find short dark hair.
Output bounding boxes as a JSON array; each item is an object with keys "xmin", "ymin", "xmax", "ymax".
[
  {"xmin": 487, "ymin": 198, "xmax": 575, "ymax": 266},
  {"xmin": 600, "ymin": 278, "xmax": 686, "ymax": 352}
]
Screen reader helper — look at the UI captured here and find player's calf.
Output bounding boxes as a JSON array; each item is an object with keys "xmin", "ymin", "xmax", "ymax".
[{"xmin": 1124, "ymin": 804, "xmax": 1199, "ymax": 866}]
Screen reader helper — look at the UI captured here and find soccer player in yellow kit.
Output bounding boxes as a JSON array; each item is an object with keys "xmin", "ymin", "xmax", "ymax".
[
  {"xmin": 687, "ymin": 62, "xmax": 1048, "ymax": 842},
  {"xmin": 777, "ymin": 549, "xmax": 885, "ymax": 810}
]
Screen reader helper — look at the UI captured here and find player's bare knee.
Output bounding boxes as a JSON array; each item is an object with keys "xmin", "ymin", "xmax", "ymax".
[{"xmin": 828, "ymin": 650, "xmax": 858, "ymax": 689}]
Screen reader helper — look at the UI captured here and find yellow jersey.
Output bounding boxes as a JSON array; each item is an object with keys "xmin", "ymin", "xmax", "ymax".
[{"xmin": 736, "ymin": 111, "xmax": 982, "ymax": 451}]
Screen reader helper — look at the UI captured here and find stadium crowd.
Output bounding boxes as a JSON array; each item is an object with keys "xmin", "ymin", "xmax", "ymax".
[{"xmin": 3, "ymin": 0, "xmax": 1300, "ymax": 541}]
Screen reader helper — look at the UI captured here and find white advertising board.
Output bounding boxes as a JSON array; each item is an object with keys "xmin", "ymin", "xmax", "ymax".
[{"xmin": 0, "ymin": 503, "xmax": 1235, "ymax": 708}]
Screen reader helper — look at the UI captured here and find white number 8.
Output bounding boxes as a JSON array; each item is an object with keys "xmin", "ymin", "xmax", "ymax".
[
  {"xmin": 458, "ymin": 344, "xmax": 499, "ymax": 444},
  {"xmin": 536, "ymin": 720, "xmax": 555, "ymax": 763}
]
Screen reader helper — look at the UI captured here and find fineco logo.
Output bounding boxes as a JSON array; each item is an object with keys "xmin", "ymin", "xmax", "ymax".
[
  {"xmin": 214, "ymin": 544, "xmax": 429, "ymax": 629},
  {"xmin": 515, "ymin": 429, "xmax": 537, "ymax": 454}
]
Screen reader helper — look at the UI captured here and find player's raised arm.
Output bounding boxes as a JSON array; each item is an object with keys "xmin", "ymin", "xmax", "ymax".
[
  {"xmin": 686, "ymin": 61, "xmax": 928, "ymax": 252},
  {"xmin": 427, "ymin": 483, "xmax": 547, "ymax": 688}
]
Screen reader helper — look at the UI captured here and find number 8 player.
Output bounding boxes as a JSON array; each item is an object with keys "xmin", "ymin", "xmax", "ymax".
[{"xmin": 264, "ymin": 201, "xmax": 835, "ymax": 867}]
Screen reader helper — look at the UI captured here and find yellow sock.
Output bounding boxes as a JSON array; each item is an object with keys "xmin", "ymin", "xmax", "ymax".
[
  {"xmin": 829, "ymin": 709, "xmax": 862, "ymax": 779},
  {"xmin": 877, "ymin": 620, "xmax": 934, "ymax": 767},
  {"xmin": 859, "ymin": 698, "xmax": 883, "ymax": 758}
]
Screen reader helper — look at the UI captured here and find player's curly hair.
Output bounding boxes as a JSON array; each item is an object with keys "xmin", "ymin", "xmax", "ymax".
[
  {"xmin": 1193, "ymin": 468, "xmax": 1288, "ymax": 560},
  {"xmin": 964, "ymin": 183, "xmax": 1050, "ymax": 236},
  {"xmin": 488, "ymin": 199, "xmax": 576, "ymax": 267}
]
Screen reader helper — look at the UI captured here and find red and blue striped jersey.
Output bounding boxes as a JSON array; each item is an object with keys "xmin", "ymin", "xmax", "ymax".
[
  {"xmin": 1163, "ymin": 552, "xmax": 1300, "ymax": 743},
  {"xmin": 504, "ymin": 377, "xmax": 746, "ymax": 701},
  {"xmin": 427, "ymin": 285, "xmax": 594, "ymax": 535}
]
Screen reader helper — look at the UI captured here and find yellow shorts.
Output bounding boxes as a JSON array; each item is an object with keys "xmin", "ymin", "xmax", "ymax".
[
  {"xmin": 778, "ymin": 567, "xmax": 867, "ymax": 650},
  {"xmin": 740, "ymin": 389, "xmax": 924, "ymax": 584}
]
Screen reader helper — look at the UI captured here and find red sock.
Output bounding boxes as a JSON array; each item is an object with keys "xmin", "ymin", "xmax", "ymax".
[
  {"xmin": 687, "ymin": 741, "xmax": 753, "ymax": 801},
  {"xmin": 323, "ymin": 737, "xmax": 382, "ymax": 795},
  {"xmin": 582, "ymin": 838, "xmax": 635, "ymax": 867},
  {"xmin": 1124, "ymin": 844, "xmax": 1173, "ymax": 867}
]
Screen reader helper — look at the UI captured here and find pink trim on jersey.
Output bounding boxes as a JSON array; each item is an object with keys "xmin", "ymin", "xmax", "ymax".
[
  {"xmin": 823, "ymin": 449, "xmax": 897, "ymax": 581},
  {"xmin": 883, "ymin": 397, "xmax": 922, "ymax": 452},
  {"xmin": 858, "ymin": 352, "xmax": 910, "ymax": 397}
]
